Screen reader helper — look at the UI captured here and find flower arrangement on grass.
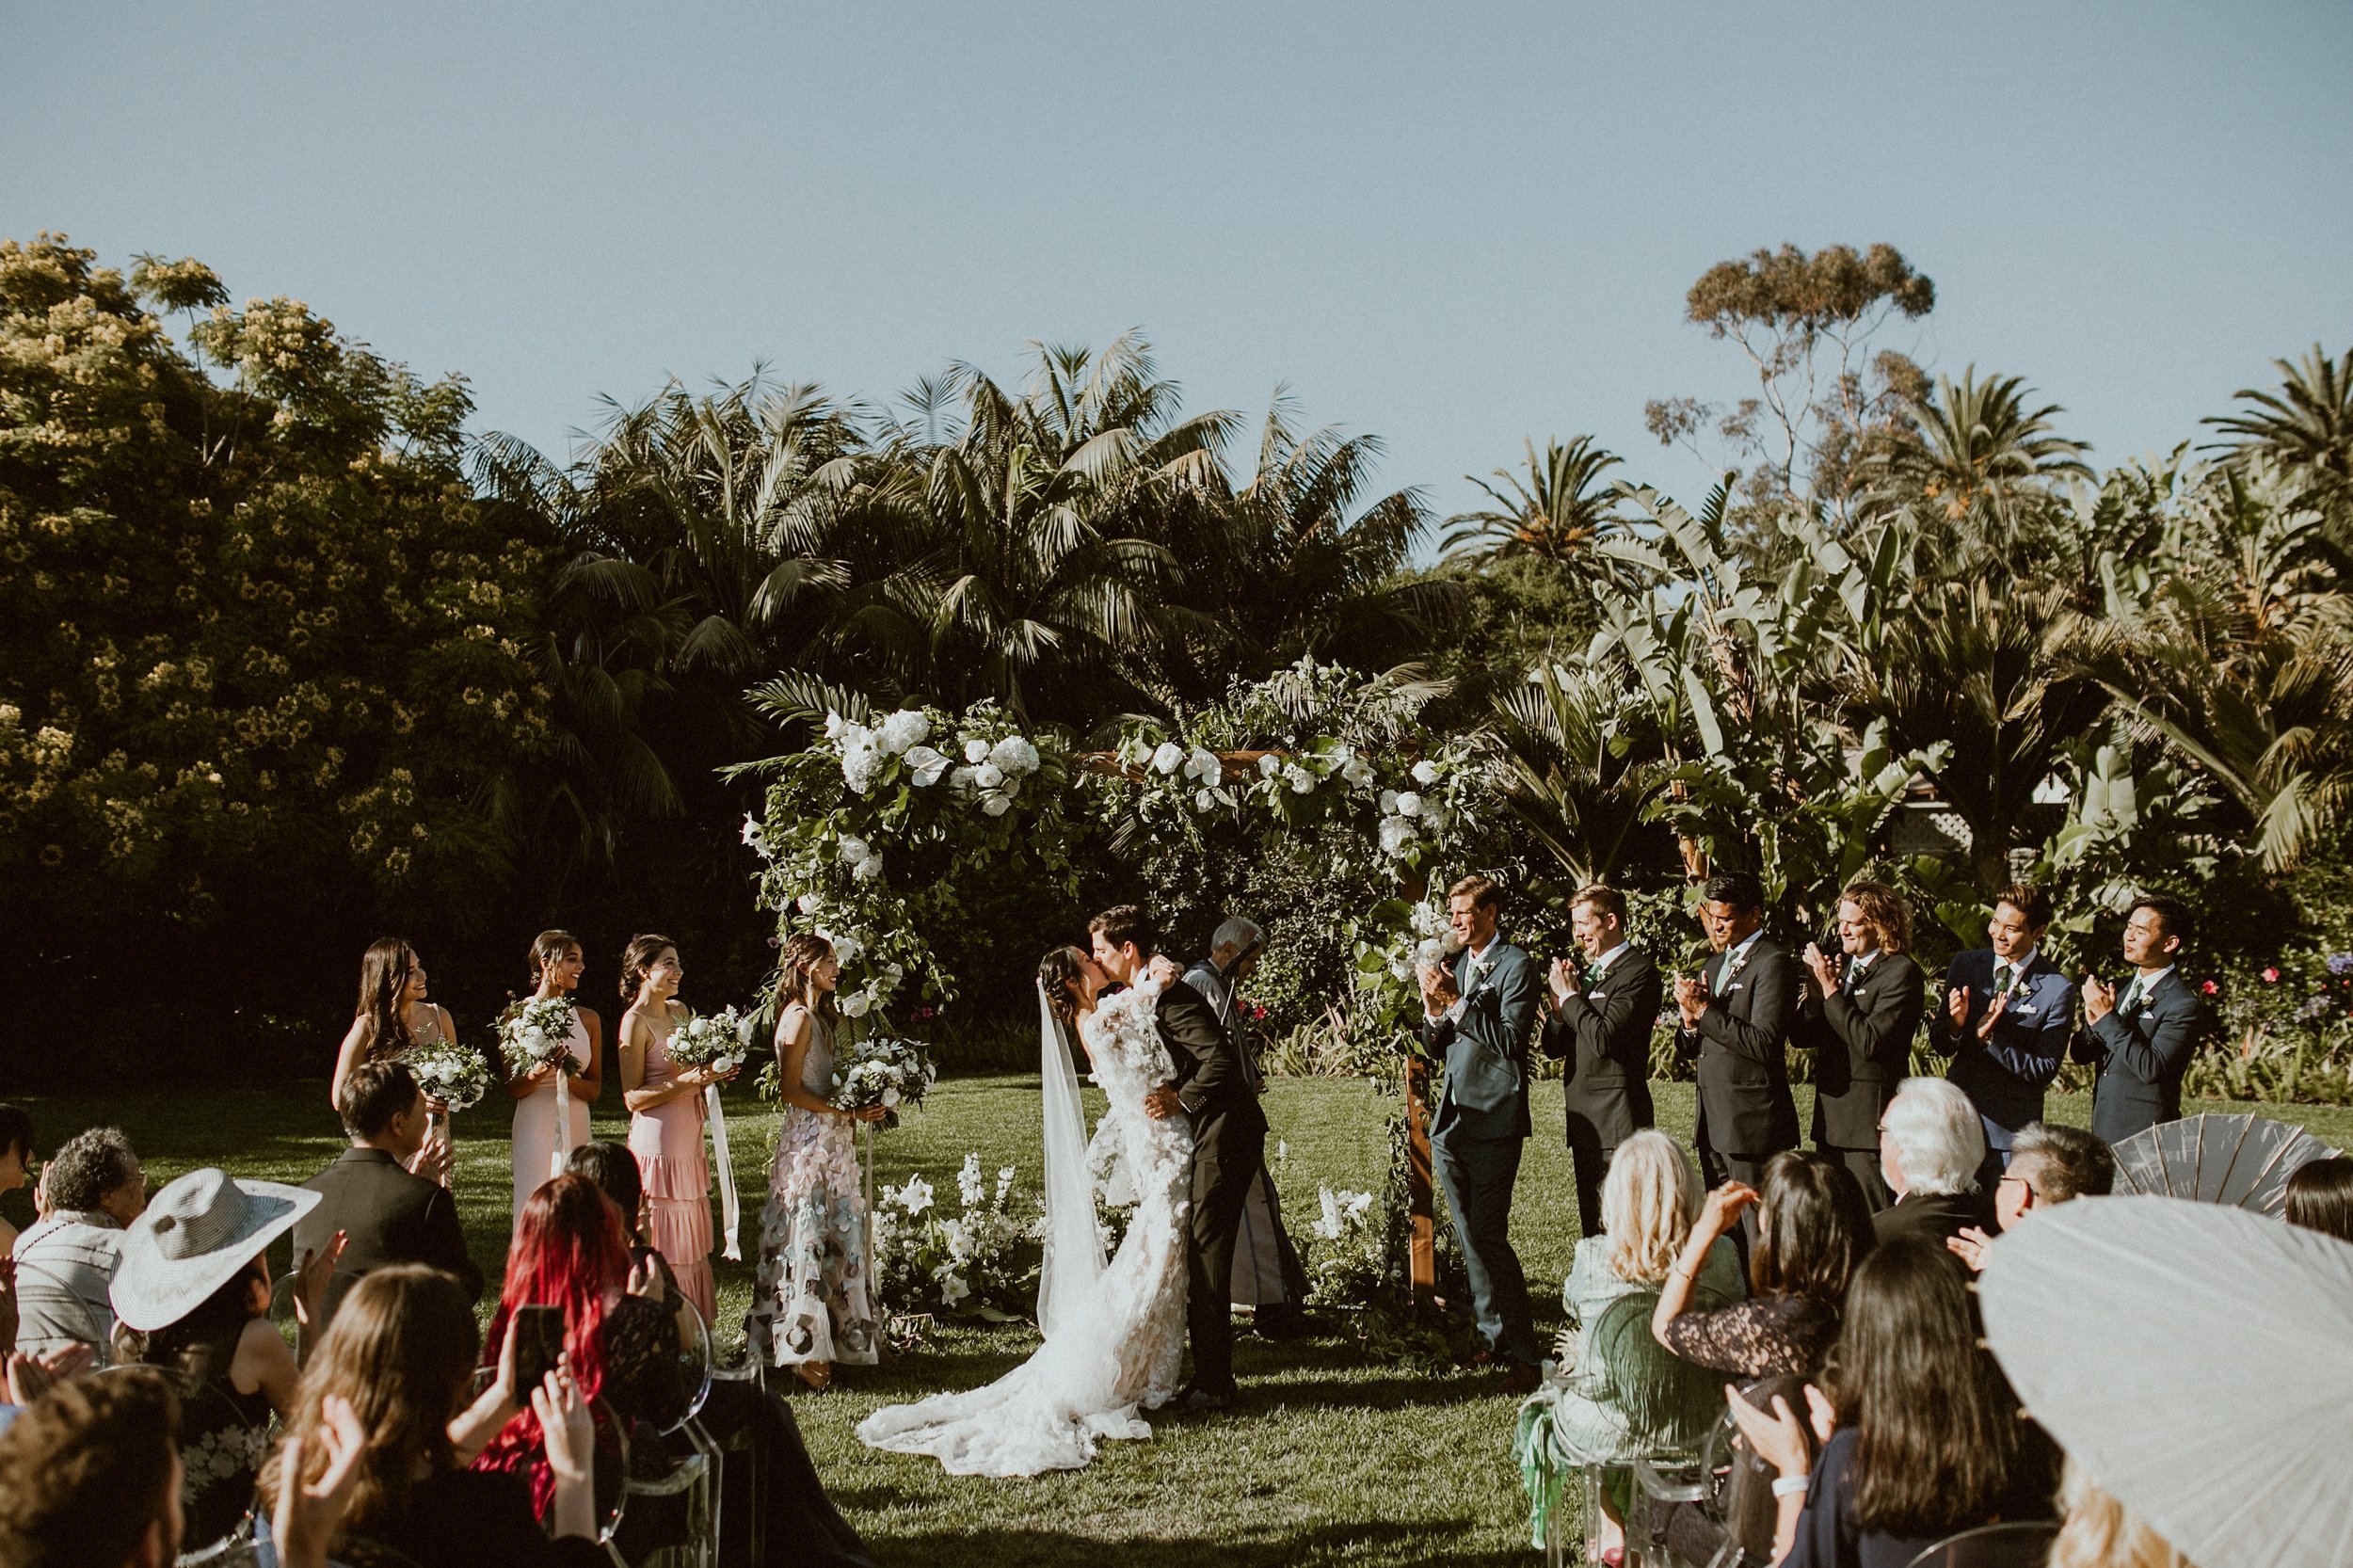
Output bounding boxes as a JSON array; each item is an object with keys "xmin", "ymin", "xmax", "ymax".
[{"xmin": 870, "ymin": 1153, "xmax": 1038, "ymax": 1321}]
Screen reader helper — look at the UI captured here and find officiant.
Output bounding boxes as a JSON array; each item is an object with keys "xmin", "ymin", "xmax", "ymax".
[{"xmin": 1183, "ymin": 918, "xmax": 1311, "ymax": 1340}]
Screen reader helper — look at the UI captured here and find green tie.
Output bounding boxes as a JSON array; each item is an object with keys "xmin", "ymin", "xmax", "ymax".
[
  {"xmin": 1993, "ymin": 962, "xmax": 2015, "ymax": 997},
  {"xmin": 2120, "ymin": 975, "xmax": 2146, "ymax": 1015}
]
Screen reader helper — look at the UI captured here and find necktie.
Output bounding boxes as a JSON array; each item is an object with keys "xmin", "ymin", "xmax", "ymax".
[
  {"xmin": 2119, "ymin": 975, "xmax": 2146, "ymax": 1015},
  {"xmin": 1993, "ymin": 962, "xmax": 2015, "ymax": 999},
  {"xmin": 1843, "ymin": 962, "xmax": 1864, "ymax": 996}
]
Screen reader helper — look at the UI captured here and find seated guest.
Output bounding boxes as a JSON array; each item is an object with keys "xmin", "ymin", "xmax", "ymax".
[
  {"xmin": 294, "ymin": 1061, "xmax": 480, "ymax": 1333},
  {"xmin": 1728, "ymin": 1235, "xmax": 2058, "ymax": 1568},
  {"xmin": 1653, "ymin": 1150, "xmax": 1873, "ymax": 1380},
  {"xmin": 1872, "ymin": 1079, "xmax": 1995, "ymax": 1248},
  {"xmin": 261, "ymin": 1263, "xmax": 606, "ymax": 1565},
  {"xmin": 565, "ymin": 1141, "xmax": 680, "ymax": 1303},
  {"xmin": 0, "ymin": 1365, "xmax": 185, "ymax": 1568},
  {"xmin": 110, "ymin": 1166, "xmax": 336, "ymax": 1548},
  {"xmin": 2046, "ymin": 1458, "xmax": 2195, "ymax": 1568},
  {"xmin": 1948, "ymin": 1121, "xmax": 2115, "ymax": 1271},
  {"xmin": 2284, "ymin": 1156, "xmax": 2353, "ymax": 1242},
  {"xmin": 2070, "ymin": 896, "xmax": 2209, "ymax": 1144},
  {"xmin": 0, "ymin": 1104, "xmax": 34, "ymax": 1254},
  {"xmin": 13, "ymin": 1127, "xmax": 146, "ymax": 1359}
]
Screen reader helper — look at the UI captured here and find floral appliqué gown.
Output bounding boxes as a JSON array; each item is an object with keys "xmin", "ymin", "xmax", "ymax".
[
  {"xmin": 856, "ymin": 981, "xmax": 1193, "ymax": 1476},
  {"xmin": 749, "ymin": 1007, "xmax": 879, "ymax": 1368}
]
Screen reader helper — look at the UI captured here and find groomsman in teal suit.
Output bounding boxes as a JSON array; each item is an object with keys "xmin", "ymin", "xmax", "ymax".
[{"xmin": 1417, "ymin": 872, "xmax": 1542, "ymax": 1396}]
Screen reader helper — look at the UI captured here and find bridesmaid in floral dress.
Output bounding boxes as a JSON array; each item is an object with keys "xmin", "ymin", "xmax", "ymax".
[
  {"xmin": 749, "ymin": 935, "xmax": 885, "ymax": 1390},
  {"xmin": 617, "ymin": 934, "xmax": 734, "ymax": 1323},
  {"xmin": 506, "ymin": 930, "xmax": 603, "ymax": 1223}
]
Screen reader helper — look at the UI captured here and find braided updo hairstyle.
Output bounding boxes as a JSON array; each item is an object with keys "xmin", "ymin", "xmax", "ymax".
[
  {"xmin": 617, "ymin": 934, "xmax": 677, "ymax": 1003},
  {"xmin": 777, "ymin": 934, "xmax": 836, "ymax": 1019},
  {"xmin": 1038, "ymin": 946, "xmax": 1090, "ymax": 1030}
]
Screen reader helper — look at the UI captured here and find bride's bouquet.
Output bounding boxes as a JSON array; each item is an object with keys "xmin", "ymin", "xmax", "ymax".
[
  {"xmin": 666, "ymin": 1006, "xmax": 752, "ymax": 1076},
  {"xmin": 403, "ymin": 1039, "xmax": 492, "ymax": 1113},
  {"xmin": 831, "ymin": 1035, "xmax": 936, "ymax": 1129},
  {"xmin": 495, "ymin": 996, "xmax": 583, "ymax": 1081}
]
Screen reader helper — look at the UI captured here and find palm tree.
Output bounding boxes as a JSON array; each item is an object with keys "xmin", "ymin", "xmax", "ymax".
[
  {"xmin": 1874, "ymin": 368, "xmax": 2092, "ymax": 524},
  {"xmin": 1492, "ymin": 660, "xmax": 1661, "ymax": 887},
  {"xmin": 1441, "ymin": 435, "xmax": 1630, "ymax": 564},
  {"xmin": 2205, "ymin": 344, "xmax": 2353, "ymax": 504}
]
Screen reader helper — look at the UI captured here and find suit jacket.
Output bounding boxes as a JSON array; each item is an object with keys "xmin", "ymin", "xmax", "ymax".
[
  {"xmin": 1928, "ymin": 949, "xmax": 2074, "ymax": 1150},
  {"xmin": 2071, "ymin": 969, "xmax": 2208, "ymax": 1144},
  {"xmin": 1182, "ymin": 959, "xmax": 1263, "ymax": 1094},
  {"xmin": 1421, "ymin": 939, "xmax": 1538, "ymax": 1144},
  {"xmin": 1792, "ymin": 951, "xmax": 1926, "ymax": 1149},
  {"xmin": 1872, "ymin": 1186, "xmax": 1996, "ymax": 1249},
  {"xmin": 1540, "ymin": 944, "xmax": 1660, "ymax": 1152},
  {"xmin": 1674, "ymin": 936, "xmax": 1801, "ymax": 1159},
  {"xmin": 1157, "ymin": 976, "xmax": 1268, "ymax": 1140},
  {"xmin": 295, "ymin": 1147, "xmax": 482, "ymax": 1324}
]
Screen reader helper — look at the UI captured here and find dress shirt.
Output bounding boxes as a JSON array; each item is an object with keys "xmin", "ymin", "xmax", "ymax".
[
  {"xmin": 1587, "ymin": 941, "xmax": 1632, "ymax": 984},
  {"xmin": 1714, "ymin": 930, "xmax": 1764, "ymax": 994},
  {"xmin": 2120, "ymin": 965, "xmax": 2176, "ymax": 1013}
]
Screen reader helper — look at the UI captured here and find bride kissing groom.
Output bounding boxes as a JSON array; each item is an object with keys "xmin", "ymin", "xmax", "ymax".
[{"xmin": 856, "ymin": 904, "xmax": 1266, "ymax": 1478}]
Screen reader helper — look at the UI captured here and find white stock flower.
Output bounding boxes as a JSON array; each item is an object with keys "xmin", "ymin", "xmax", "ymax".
[
  {"xmin": 841, "ymin": 733, "xmax": 883, "ymax": 793},
  {"xmin": 958, "ymin": 1154, "xmax": 984, "ymax": 1205},
  {"xmin": 1183, "ymin": 747, "xmax": 1221, "ymax": 787},
  {"xmin": 904, "ymin": 744, "xmax": 949, "ymax": 786},
  {"xmin": 1257, "ymin": 754, "xmax": 1280, "ymax": 778},
  {"xmin": 877, "ymin": 710, "xmax": 930, "ymax": 755},
  {"xmin": 1150, "ymin": 741, "xmax": 1184, "ymax": 775},
  {"xmin": 1411, "ymin": 759, "xmax": 1441, "ymax": 786},
  {"xmin": 963, "ymin": 738, "xmax": 990, "ymax": 764}
]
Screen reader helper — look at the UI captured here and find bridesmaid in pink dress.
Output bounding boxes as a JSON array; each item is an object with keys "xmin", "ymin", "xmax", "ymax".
[{"xmin": 616, "ymin": 934, "xmax": 735, "ymax": 1322}]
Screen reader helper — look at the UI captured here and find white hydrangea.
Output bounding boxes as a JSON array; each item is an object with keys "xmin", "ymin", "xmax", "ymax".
[
  {"xmin": 1411, "ymin": 759, "xmax": 1442, "ymax": 786},
  {"xmin": 1150, "ymin": 741, "xmax": 1184, "ymax": 775},
  {"xmin": 989, "ymin": 735, "xmax": 1040, "ymax": 776},
  {"xmin": 1183, "ymin": 747, "xmax": 1221, "ymax": 787},
  {"xmin": 904, "ymin": 744, "xmax": 949, "ymax": 786},
  {"xmin": 877, "ymin": 710, "xmax": 930, "ymax": 755},
  {"xmin": 1379, "ymin": 816, "xmax": 1419, "ymax": 856}
]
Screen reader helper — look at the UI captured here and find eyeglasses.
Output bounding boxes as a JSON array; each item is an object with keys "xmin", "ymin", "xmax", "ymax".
[{"xmin": 1997, "ymin": 1172, "xmax": 2039, "ymax": 1198}]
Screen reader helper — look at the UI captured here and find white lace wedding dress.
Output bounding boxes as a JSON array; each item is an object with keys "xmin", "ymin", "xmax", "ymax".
[{"xmin": 856, "ymin": 980, "xmax": 1193, "ymax": 1476}]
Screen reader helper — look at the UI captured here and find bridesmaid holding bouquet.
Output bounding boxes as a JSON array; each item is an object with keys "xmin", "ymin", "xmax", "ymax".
[
  {"xmin": 506, "ymin": 929, "xmax": 603, "ymax": 1220},
  {"xmin": 328, "ymin": 938, "xmax": 455, "ymax": 1185},
  {"xmin": 618, "ymin": 934, "xmax": 736, "ymax": 1322}
]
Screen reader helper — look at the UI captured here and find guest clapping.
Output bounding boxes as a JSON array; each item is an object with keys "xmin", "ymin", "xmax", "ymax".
[
  {"xmin": 1793, "ymin": 883, "xmax": 1925, "ymax": 1212},
  {"xmin": 0, "ymin": 1104, "xmax": 34, "ymax": 1256},
  {"xmin": 2284, "ymin": 1156, "xmax": 2353, "ymax": 1242},
  {"xmin": 1948, "ymin": 1122, "xmax": 2115, "ymax": 1271},
  {"xmin": 1653, "ymin": 1151, "xmax": 1873, "ymax": 1380},
  {"xmin": 1873, "ymin": 1079, "xmax": 1994, "ymax": 1248},
  {"xmin": 509, "ymin": 931, "xmax": 603, "ymax": 1220},
  {"xmin": 294, "ymin": 1061, "xmax": 480, "ymax": 1332},
  {"xmin": 12, "ymin": 1126, "xmax": 144, "ymax": 1360},
  {"xmin": 1727, "ymin": 1236, "xmax": 2057, "ymax": 1568},
  {"xmin": 2072, "ymin": 897, "xmax": 2208, "ymax": 1144},
  {"xmin": 329, "ymin": 937, "xmax": 458, "ymax": 1112},
  {"xmin": 1540, "ymin": 885, "xmax": 1663, "ymax": 1237}
]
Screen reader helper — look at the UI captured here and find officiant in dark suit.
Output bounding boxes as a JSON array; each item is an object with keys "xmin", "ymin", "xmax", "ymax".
[
  {"xmin": 1792, "ymin": 880, "xmax": 1926, "ymax": 1211},
  {"xmin": 1539, "ymin": 883, "xmax": 1660, "ymax": 1238},
  {"xmin": 2073, "ymin": 894, "xmax": 2209, "ymax": 1144},
  {"xmin": 1673, "ymin": 871, "xmax": 1801, "ymax": 1259},
  {"xmin": 1418, "ymin": 872, "xmax": 1542, "ymax": 1396}
]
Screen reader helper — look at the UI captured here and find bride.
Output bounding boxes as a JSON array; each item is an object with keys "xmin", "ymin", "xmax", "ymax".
[{"xmin": 856, "ymin": 945, "xmax": 1193, "ymax": 1476}]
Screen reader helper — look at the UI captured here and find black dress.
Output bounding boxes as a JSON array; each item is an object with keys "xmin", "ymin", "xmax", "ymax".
[
  {"xmin": 350, "ymin": 1469, "xmax": 607, "ymax": 1568},
  {"xmin": 1784, "ymin": 1428, "xmax": 2057, "ymax": 1568},
  {"xmin": 150, "ymin": 1326, "xmax": 276, "ymax": 1549}
]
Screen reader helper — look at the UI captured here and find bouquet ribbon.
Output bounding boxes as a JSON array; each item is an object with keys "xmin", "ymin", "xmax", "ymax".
[
  {"xmin": 548, "ymin": 1067, "xmax": 574, "ymax": 1183},
  {"xmin": 706, "ymin": 1084, "xmax": 742, "ymax": 1262}
]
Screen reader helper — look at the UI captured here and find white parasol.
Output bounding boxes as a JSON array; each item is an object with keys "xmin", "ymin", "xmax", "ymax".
[
  {"xmin": 2108, "ymin": 1112, "xmax": 2341, "ymax": 1214},
  {"xmin": 1980, "ymin": 1194, "xmax": 2353, "ymax": 1568}
]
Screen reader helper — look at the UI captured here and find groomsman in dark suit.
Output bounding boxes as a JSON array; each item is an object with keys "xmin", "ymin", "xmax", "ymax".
[
  {"xmin": 1418, "ymin": 873, "xmax": 1542, "ymax": 1396},
  {"xmin": 2072, "ymin": 895, "xmax": 2210, "ymax": 1144},
  {"xmin": 1540, "ymin": 883, "xmax": 1661, "ymax": 1238},
  {"xmin": 1793, "ymin": 880, "xmax": 1926, "ymax": 1211},
  {"xmin": 1928, "ymin": 883, "xmax": 2075, "ymax": 1184},
  {"xmin": 1673, "ymin": 871, "xmax": 1801, "ymax": 1257}
]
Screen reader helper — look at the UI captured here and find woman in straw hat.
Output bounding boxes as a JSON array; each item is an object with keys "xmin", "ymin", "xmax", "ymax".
[{"xmin": 110, "ymin": 1166, "xmax": 344, "ymax": 1547}]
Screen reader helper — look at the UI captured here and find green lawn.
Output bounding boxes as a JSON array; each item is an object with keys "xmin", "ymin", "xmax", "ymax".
[{"xmin": 8, "ymin": 1079, "xmax": 2346, "ymax": 1567}]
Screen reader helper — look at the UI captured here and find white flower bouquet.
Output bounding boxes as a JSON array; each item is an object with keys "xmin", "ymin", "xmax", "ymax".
[
  {"xmin": 495, "ymin": 996, "xmax": 583, "ymax": 1080},
  {"xmin": 831, "ymin": 1034, "xmax": 936, "ymax": 1128},
  {"xmin": 667, "ymin": 1005, "xmax": 751, "ymax": 1076},
  {"xmin": 404, "ymin": 1039, "xmax": 491, "ymax": 1113}
]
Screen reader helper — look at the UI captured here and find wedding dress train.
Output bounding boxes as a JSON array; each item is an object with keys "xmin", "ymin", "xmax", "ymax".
[{"xmin": 856, "ymin": 979, "xmax": 1192, "ymax": 1476}]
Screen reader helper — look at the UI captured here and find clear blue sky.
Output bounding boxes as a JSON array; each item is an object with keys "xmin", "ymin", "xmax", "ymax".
[{"xmin": 6, "ymin": 1, "xmax": 2349, "ymax": 523}]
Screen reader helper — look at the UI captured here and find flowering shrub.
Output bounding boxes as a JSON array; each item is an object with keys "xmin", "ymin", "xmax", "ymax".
[
  {"xmin": 2189, "ymin": 950, "xmax": 2353, "ymax": 1105},
  {"xmin": 1300, "ymin": 1185, "xmax": 1380, "ymax": 1306},
  {"xmin": 870, "ymin": 1153, "xmax": 1040, "ymax": 1320}
]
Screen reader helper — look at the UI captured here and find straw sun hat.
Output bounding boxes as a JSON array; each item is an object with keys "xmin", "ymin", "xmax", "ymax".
[{"xmin": 110, "ymin": 1167, "xmax": 321, "ymax": 1333}]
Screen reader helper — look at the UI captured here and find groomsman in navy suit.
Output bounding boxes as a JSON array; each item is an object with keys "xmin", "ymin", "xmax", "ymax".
[
  {"xmin": 1929, "ymin": 883, "xmax": 2074, "ymax": 1183},
  {"xmin": 1418, "ymin": 872, "xmax": 1542, "ymax": 1396},
  {"xmin": 2072, "ymin": 895, "xmax": 2210, "ymax": 1144}
]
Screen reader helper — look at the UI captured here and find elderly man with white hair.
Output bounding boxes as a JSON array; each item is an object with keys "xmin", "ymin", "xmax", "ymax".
[{"xmin": 1871, "ymin": 1077, "xmax": 1997, "ymax": 1247}]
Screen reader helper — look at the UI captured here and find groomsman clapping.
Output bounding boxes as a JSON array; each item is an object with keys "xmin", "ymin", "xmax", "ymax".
[
  {"xmin": 1792, "ymin": 881, "xmax": 1926, "ymax": 1211},
  {"xmin": 1539, "ymin": 884, "xmax": 1661, "ymax": 1239},
  {"xmin": 1927, "ymin": 884, "xmax": 2073, "ymax": 1186},
  {"xmin": 1672, "ymin": 872, "xmax": 1801, "ymax": 1260},
  {"xmin": 2071, "ymin": 895, "xmax": 2210, "ymax": 1144}
]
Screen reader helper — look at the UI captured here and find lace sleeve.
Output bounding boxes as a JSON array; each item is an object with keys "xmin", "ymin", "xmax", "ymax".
[
  {"xmin": 599, "ymin": 1296, "xmax": 685, "ymax": 1431},
  {"xmin": 1658, "ymin": 1297, "xmax": 1837, "ymax": 1379}
]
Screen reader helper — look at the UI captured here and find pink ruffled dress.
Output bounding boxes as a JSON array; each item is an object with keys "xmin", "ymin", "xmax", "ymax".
[{"xmin": 628, "ymin": 1025, "xmax": 716, "ymax": 1322}]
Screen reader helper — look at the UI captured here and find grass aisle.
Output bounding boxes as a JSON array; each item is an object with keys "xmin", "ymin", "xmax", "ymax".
[{"xmin": 9, "ymin": 1079, "xmax": 2346, "ymax": 1566}]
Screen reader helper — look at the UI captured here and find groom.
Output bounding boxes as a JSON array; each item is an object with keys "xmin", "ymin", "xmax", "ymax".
[{"xmin": 1090, "ymin": 904, "xmax": 1267, "ymax": 1413}]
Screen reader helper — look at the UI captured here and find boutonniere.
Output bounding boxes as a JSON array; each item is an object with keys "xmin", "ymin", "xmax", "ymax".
[{"xmin": 1720, "ymin": 945, "xmax": 1755, "ymax": 987}]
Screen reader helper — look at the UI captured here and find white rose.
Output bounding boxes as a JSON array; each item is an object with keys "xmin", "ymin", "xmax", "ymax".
[
  {"xmin": 1183, "ymin": 747, "xmax": 1221, "ymax": 787},
  {"xmin": 1411, "ymin": 759, "xmax": 1441, "ymax": 786},
  {"xmin": 1257, "ymin": 754, "xmax": 1280, "ymax": 778},
  {"xmin": 841, "ymin": 992, "xmax": 871, "ymax": 1018},
  {"xmin": 852, "ymin": 854, "xmax": 882, "ymax": 882},
  {"xmin": 838, "ymin": 835, "xmax": 872, "ymax": 865},
  {"xmin": 964, "ymin": 738, "xmax": 990, "ymax": 764},
  {"xmin": 1284, "ymin": 763, "xmax": 1315, "ymax": 794},
  {"xmin": 981, "ymin": 792, "xmax": 1011, "ymax": 817},
  {"xmin": 973, "ymin": 762, "xmax": 1004, "ymax": 790},
  {"xmin": 1000, "ymin": 774, "xmax": 1022, "ymax": 798},
  {"xmin": 1395, "ymin": 792, "xmax": 1424, "ymax": 817},
  {"xmin": 882, "ymin": 1086, "xmax": 901, "ymax": 1107},
  {"xmin": 991, "ymin": 736, "xmax": 1039, "ymax": 775},
  {"xmin": 1150, "ymin": 741, "xmax": 1184, "ymax": 775},
  {"xmin": 1379, "ymin": 789, "xmax": 1400, "ymax": 814},
  {"xmin": 948, "ymin": 765, "xmax": 976, "ymax": 794}
]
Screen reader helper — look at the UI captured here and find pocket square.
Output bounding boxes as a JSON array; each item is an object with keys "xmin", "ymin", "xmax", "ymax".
[{"xmin": 1587, "ymin": 991, "xmax": 1609, "ymax": 1000}]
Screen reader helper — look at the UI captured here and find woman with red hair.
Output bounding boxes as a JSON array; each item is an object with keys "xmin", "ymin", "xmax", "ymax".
[{"xmin": 472, "ymin": 1175, "xmax": 682, "ymax": 1512}]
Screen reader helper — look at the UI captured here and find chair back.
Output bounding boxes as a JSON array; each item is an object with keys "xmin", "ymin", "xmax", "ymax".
[
  {"xmin": 1586, "ymin": 1290, "xmax": 1722, "ymax": 1457},
  {"xmin": 649, "ymin": 1293, "xmax": 716, "ymax": 1434},
  {"xmin": 1714, "ymin": 1374, "xmax": 1816, "ymax": 1561},
  {"xmin": 1901, "ymin": 1520, "xmax": 2060, "ymax": 1568}
]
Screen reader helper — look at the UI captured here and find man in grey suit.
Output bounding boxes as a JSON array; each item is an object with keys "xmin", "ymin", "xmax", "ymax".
[
  {"xmin": 1673, "ymin": 871, "xmax": 1801, "ymax": 1259},
  {"xmin": 1417, "ymin": 872, "xmax": 1541, "ymax": 1396},
  {"xmin": 2073, "ymin": 895, "xmax": 2210, "ymax": 1144},
  {"xmin": 1539, "ymin": 883, "xmax": 1660, "ymax": 1238}
]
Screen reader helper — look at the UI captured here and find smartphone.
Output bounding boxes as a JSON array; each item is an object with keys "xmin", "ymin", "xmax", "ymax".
[{"xmin": 513, "ymin": 1304, "xmax": 565, "ymax": 1395}]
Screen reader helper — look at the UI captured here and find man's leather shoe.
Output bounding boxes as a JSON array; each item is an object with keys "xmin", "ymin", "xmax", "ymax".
[
  {"xmin": 1171, "ymin": 1382, "xmax": 1238, "ymax": 1414},
  {"xmin": 1458, "ymin": 1348, "xmax": 1497, "ymax": 1370},
  {"xmin": 1254, "ymin": 1303, "xmax": 1310, "ymax": 1341},
  {"xmin": 1497, "ymin": 1361, "xmax": 1542, "ymax": 1397}
]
